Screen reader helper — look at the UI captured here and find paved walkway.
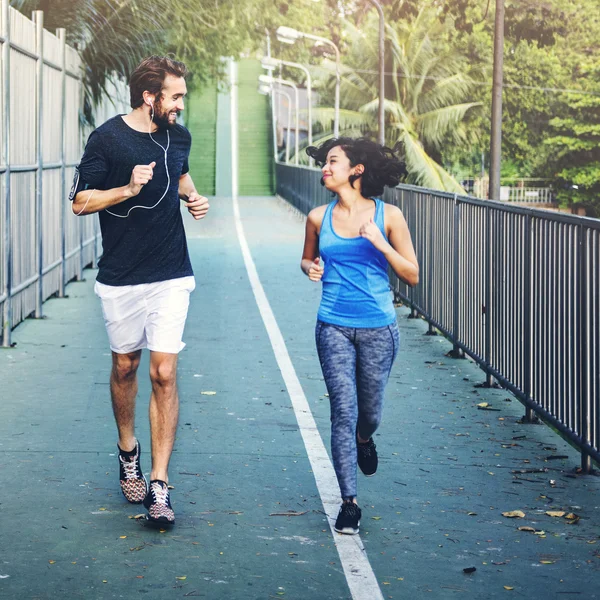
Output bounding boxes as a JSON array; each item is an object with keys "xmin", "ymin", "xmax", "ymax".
[{"xmin": 1, "ymin": 195, "xmax": 599, "ymax": 600}]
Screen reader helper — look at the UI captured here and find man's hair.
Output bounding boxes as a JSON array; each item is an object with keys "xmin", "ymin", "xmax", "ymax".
[{"xmin": 129, "ymin": 55, "xmax": 188, "ymax": 109}]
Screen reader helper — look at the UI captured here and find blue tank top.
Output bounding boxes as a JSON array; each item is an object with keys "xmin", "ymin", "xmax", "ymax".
[{"xmin": 318, "ymin": 198, "xmax": 396, "ymax": 328}]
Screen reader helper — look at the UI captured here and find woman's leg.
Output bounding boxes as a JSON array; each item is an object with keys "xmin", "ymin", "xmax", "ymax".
[
  {"xmin": 355, "ymin": 322, "xmax": 400, "ymax": 441},
  {"xmin": 315, "ymin": 321, "xmax": 358, "ymax": 501}
]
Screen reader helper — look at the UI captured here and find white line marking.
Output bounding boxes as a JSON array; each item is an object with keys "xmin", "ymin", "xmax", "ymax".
[{"xmin": 232, "ymin": 195, "xmax": 384, "ymax": 600}]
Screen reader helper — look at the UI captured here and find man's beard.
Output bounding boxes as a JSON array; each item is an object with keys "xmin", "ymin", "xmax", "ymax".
[{"xmin": 152, "ymin": 100, "xmax": 179, "ymax": 130}]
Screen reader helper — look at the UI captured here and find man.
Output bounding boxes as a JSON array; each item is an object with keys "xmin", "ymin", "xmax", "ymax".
[{"xmin": 71, "ymin": 56, "xmax": 209, "ymax": 525}]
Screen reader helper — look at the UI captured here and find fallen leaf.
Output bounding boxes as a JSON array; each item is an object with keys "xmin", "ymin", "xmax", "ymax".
[
  {"xmin": 371, "ymin": 516, "xmax": 382, "ymax": 520},
  {"xmin": 119, "ymin": 536, "xmax": 127, "ymax": 539},
  {"xmin": 468, "ymin": 512, "xmax": 477, "ymax": 516},
  {"xmin": 504, "ymin": 586, "xmax": 514, "ymax": 591},
  {"xmin": 48, "ymin": 560, "xmax": 56, "ymax": 564},
  {"xmin": 540, "ymin": 560, "xmax": 555, "ymax": 564},
  {"xmin": 201, "ymin": 391, "xmax": 217, "ymax": 395},
  {"xmin": 130, "ymin": 514, "xmax": 146, "ymax": 520},
  {"xmin": 176, "ymin": 576, "xmax": 187, "ymax": 580},
  {"xmin": 518, "ymin": 526, "xmax": 536, "ymax": 532},
  {"xmin": 546, "ymin": 511, "xmax": 566, "ymax": 518},
  {"xmin": 463, "ymin": 567, "xmax": 476, "ymax": 574},
  {"xmin": 565, "ymin": 513, "xmax": 580, "ymax": 524},
  {"xmin": 477, "ymin": 403, "xmax": 489, "ymax": 408},
  {"xmin": 502, "ymin": 510, "xmax": 525, "ymax": 518}
]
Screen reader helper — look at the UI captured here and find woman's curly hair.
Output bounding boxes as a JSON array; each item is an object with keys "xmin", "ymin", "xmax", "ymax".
[{"xmin": 305, "ymin": 137, "xmax": 407, "ymax": 198}]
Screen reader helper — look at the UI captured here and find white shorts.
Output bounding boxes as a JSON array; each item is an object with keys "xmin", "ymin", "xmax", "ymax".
[{"xmin": 94, "ymin": 276, "xmax": 195, "ymax": 355}]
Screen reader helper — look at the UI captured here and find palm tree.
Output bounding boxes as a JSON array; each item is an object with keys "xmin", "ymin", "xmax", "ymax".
[{"xmin": 313, "ymin": 7, "xmax": 483, "ymax": 192}]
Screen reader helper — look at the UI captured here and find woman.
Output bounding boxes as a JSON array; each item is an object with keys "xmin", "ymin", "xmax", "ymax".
[{"xmin": 301, "ymin": 137, "xmax": 419, "ymax": 534}]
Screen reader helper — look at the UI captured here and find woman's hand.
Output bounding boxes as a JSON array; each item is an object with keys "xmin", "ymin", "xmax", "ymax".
[
  {"xmin": 359, "ymin": 218, "xmax": 389, "ymax": 252},
  {"xmin": 307, "ymin": 257, "xmax": 324, "ymax": 282}
]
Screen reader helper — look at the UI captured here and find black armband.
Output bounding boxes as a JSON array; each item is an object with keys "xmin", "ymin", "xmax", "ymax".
[{"xmin": 68, "ymin": 166, "xmax": 90, "ymax": 202}]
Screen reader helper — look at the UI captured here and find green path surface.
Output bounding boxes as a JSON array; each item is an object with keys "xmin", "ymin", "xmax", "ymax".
[{"xmin": 1, "ymin": 195, "xmax": 599, "ymax": 600}]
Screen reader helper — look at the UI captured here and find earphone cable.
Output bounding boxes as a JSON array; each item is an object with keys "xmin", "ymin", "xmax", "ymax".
[{"xmin": 105, "ymin": 105, "xmax": 171, "ymax": 219}]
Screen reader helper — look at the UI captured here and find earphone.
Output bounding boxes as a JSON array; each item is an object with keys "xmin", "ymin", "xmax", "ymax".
[{"xmin": 104, "ymin": 96, "xmax": 171, "ymax": 219}]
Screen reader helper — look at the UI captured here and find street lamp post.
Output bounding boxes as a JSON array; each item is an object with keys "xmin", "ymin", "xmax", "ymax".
[
  {"xmin": 276, "ymin": 25, "xmax": 340, "ymax": 138},
  {"xmin": 259, "ymin": 83, "xmax": 293, "ymax": 164},
  {"xmin": 259, "ymin": 74, "xmax": 299, "ymax": 165},
  {"xmin": 262, "ymin": 56, "xmax": 313, "ymax": 165},
  {"xmin": 367, "ymin": 0, "xmax": 385, "ymax": 145},
  {"xmin": 489, "ymin": 0, "xmax": 505, "ymax": 201}
]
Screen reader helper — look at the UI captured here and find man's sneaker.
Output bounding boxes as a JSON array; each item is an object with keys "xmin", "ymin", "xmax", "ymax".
[
  {"xmin": 143, "ymin": 480, "xmax": 175, "ymax": 525},
  {"xmin": 334, "ymin": 502, "xmax": 362, "ymax": 535},
  {"xmin": 357, "ymin": 437, "xmax": 378, "ymax": 476},
  {"xmin": 118, "ymin": 439, "xmax": 147, "ymax": 503}
]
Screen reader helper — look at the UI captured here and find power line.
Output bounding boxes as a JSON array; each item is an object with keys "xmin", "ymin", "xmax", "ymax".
[{"xmin": 339, "ymin": 66, "xmax": 600, "ymax": 97}]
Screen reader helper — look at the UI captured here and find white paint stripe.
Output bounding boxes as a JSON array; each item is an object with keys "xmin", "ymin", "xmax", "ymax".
[{"xmin": 232, "ymin": 195, "xmax": 384, "ymax": 600}]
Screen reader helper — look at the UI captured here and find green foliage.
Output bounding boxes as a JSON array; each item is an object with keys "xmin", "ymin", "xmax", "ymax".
[
  {"xmin": 13, "ymin": 0, "xmax": 600, "ymax": 210},
  {"xmin": 544, "ymin": 64, "xmax": 600, "ymax": 211},
  {"xmin": 306, "ymin": 6, "xmax": 482, "ymax": 192}
]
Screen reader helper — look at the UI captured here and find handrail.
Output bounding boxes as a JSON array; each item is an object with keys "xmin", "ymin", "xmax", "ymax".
[{"xmin": 275, "ymin": 161, "xmax": 600, "ymax": 472}]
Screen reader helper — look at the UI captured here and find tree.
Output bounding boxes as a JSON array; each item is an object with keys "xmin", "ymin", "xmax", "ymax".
[
  {"xmin": 311, "ymin": 6, "xmax": 483, "ymax": 192},
  {"xmin": 544, "ymin": 64, "xmax": 600, "ymax": 215}
]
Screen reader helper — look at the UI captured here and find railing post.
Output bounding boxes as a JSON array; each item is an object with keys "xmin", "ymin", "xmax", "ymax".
[
  {"xmin": 579, "ymin": 224, "xmax": 592, "ymax": 472},
  {"xmin": 449, "ymin": 193, "xmax": 463, "ymax": 357},
  {"xmin": 1, "ymin": 0, "xmax": 11, "ymax": 347},
  {"xmin": 484, "ymin": 206, "xmax": 493, "ymax": 383},
  {"xmin": 33, "ymin": 10, "xmax": 44, "ymax": 317},
  {"xmin": 523, "ymin": 214, "xmax": 535, "ymax": 422},
  {"xmin": 57, "ymin": 27, "xmax": 66, "ymax": 297},
  {"xmin": 76, "ymin": 75, "xmax": 84, "ymax": 280}
]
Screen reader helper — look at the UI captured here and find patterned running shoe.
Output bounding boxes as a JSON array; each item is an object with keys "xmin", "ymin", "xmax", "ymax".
[
  {"xmin": 357, "ymin": 437, "xmax": 378, "ymax": 476},
  {"xmin": 118, "ymin": 439, "xmax": 147, "ymax": 504},
  {"xmin": 143, "ymin": 480, "xmax": 175, "ymax": 525},
  {"xmin": 334, "ymin": 502, "xmax": 362, "ymax": 535}
]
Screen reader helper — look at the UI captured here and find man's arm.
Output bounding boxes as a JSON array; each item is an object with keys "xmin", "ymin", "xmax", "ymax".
[
  {"xmin": 179, "ymin": 173, "xmax": 209, "ymax": 220},
  {"xmin": 72, "ymin": 162, "xmax": 155, "ymax": 216}
]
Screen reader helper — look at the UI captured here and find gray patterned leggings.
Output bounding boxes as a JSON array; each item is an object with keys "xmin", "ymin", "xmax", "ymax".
[{"xmin": 315, "ymin": 320, "xmax": 400, "ymax": 500}]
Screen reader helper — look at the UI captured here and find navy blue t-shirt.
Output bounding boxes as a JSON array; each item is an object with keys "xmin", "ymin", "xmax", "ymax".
[{"xmin": 73, "ymin": 115, "xmax": 194, "ymax": 286}]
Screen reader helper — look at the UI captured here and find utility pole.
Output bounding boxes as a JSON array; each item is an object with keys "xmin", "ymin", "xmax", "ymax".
[
  {"xmin": 367, "ymin": 0, "xmax": 385, "ymax": 145},
  {"xmin": 489, "ymin": 0, "xmax": 504, "ymax": 201}
]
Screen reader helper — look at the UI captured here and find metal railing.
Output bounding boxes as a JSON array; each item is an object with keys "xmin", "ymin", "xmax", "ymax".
[
  {"xmin": 276, "ymin": 162, "xmax": 600, "ymax": 471},
  {"xmin": 0, "ymin": 1, "xmax": 127, "ymax": 347}
]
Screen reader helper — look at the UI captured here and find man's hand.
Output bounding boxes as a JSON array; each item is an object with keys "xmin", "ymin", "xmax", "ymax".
[
  {"xmin": 126, "ymin": 161, "xmax": 156, "ymax": 198},
  {"xmin": 359, "ymin": 218, "xmax": 389, "ymax": 252},
  {"xmin": 307, "ymin": 257, "xmax": 324, "ymax": 282},
  {"xmin": 185, "ymin": 192, "xmax": 210, "ymax": 220}
]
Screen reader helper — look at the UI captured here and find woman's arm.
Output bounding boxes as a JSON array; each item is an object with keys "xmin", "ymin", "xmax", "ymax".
[{"xmin": 301, "ymin": 206, "xmax": 326, "ymax": 281}]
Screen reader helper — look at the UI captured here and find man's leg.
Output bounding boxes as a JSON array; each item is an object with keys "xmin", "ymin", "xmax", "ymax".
[
  {"xmin": 142, "ymin": 276, "xmax": 194, "ymax": 524},
  {"xmin": 110, "ymin": 350, "xmax": 142, "ymax": 451},
  {"xmin": 148, "ymin": 351, "xmax": 179, "ymax": 482},
  {"xmin": 111, "ymin": 349, "xmax": 148, "ymax": 504}
]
